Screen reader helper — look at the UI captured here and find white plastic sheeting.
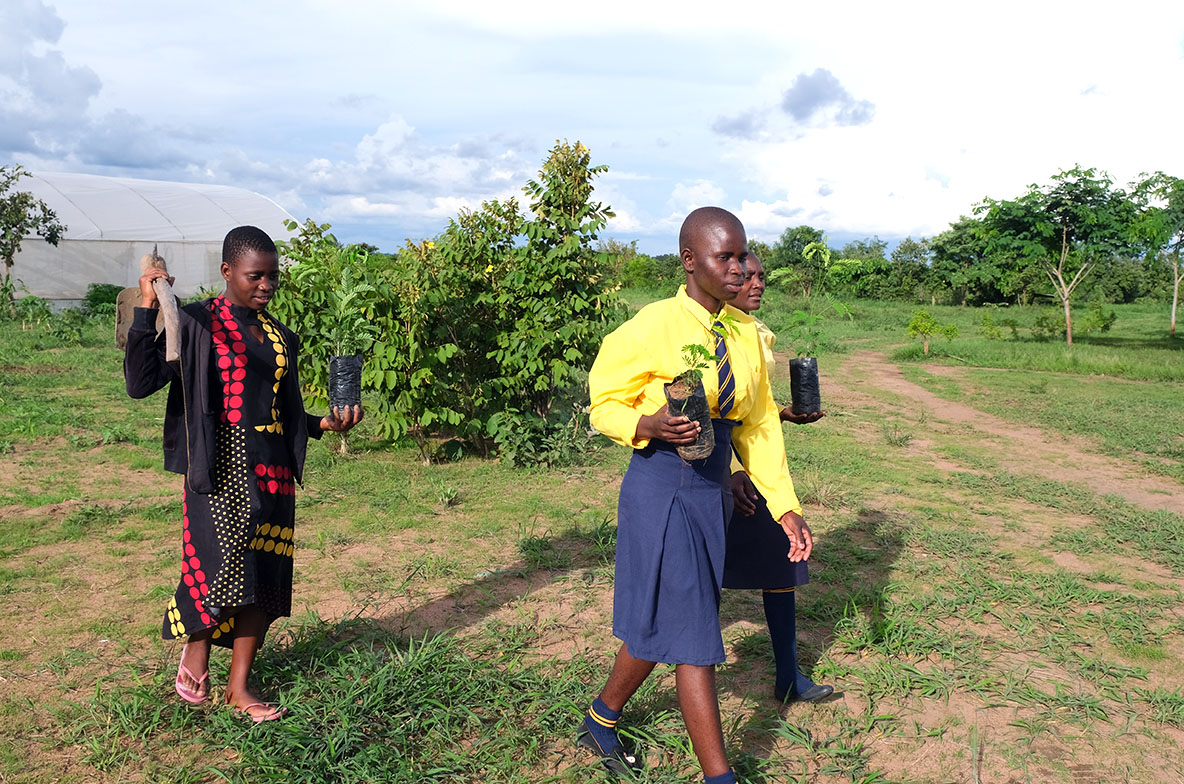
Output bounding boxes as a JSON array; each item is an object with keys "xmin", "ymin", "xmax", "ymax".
[{"xmin": 11, "ymin": 172, "xmax": 295, "ymax": 300}]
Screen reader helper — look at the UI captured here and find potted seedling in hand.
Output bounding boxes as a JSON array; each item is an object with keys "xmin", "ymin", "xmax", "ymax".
[
  {"xmin": 664, "ymin": 342, "xmax": 716, "ymax": 460},
  {"xmin": 783, "ymin": 309, "xmax": 825, "ymax": 417},
  {"xmin": 326, "ymin": 251, "xmax": 379, "ymax": 416}
]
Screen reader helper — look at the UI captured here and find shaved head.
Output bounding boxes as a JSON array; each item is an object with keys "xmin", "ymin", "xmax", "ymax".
[{"xmin": 679, "ymin": 206, "xmax": 744, "ymax": 256}]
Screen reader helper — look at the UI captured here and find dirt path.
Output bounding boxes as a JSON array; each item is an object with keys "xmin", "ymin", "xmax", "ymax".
[{"xmin": 828, "ymin": 350, "xmax": 1184, "ymax": 513}]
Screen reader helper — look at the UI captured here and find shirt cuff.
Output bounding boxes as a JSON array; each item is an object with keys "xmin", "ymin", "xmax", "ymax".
[{"xmin": 132, "ymin": 306, "xmax": 158, "ymax": 330}]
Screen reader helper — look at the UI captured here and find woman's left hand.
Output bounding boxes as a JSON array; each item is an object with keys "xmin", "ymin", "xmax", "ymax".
[
  {"xmin": 778, "ymin": 511, "xmax": 813, "ymax": 562},
  {"xmin": 321, "ymin": 404, "xmax": 364, "ymax": 432}
]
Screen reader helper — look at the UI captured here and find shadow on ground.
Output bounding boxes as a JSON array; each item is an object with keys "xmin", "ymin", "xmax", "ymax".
[{"xmin": 719, "ymin": 506, "xmax": 906, "ymax": 761}]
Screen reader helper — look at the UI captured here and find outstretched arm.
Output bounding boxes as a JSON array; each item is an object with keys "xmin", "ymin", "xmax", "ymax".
[
  {"xmin": 319, "ymin": 405, "xmax": 364, "ymax": 433},
  {"xmin": 780, "ymin": 407, "xmax": 826, "ymax": 424}
]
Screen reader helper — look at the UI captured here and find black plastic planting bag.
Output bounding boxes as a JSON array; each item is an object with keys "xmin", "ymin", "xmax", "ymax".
[
  {"xmin": 788, "ymin": 357, "xmax": 821, "ymax": 415},
  {"xmin": 328, "ymin": 354, "xmax": 363, "ymax": 411},
  {"xmin": 664, "ymin": 378, "xmax": 715, "ymax": 460}
]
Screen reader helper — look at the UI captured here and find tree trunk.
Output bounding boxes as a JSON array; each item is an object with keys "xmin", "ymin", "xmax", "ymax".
[
  {"xmin": 1171, "ymin": 256, "xmax": 1180, "ymax": 337},
  {"xmin": 923, "ymin": 339, "xmax": 930, "ymax": 355},
  {"xmin": 1062, "ymin": 294, "xmax": 1073, "ymax": 346}
]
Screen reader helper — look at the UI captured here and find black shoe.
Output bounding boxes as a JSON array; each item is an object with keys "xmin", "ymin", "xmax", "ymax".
[
  {"xmin": 576, "ymin": 719, "xmax": 642, "ymax": 777},
  {"xmin": 775, "ymin": 683, "xmax": 835, "ymax": 703}
]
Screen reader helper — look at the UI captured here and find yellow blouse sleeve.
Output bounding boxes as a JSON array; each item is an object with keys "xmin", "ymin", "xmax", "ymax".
[
  {"xmin": 589, "ymin": 320, "xmax": 654, "ymax": 449},
  {"xmin": 732, "ymin": 333, "xmax": 803, "ymax": 519}
]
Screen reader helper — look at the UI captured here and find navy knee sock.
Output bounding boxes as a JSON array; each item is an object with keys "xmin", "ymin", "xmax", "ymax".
[
  {"xmin": 581, "ymin": 696, "xmax": 622, "ymax": 753},
  {"xmin": 763, "ymin": 589, "xmax": 816, "ymax": 698},
  {"xmin": 704, "ymin": 770, "xmax": 737, "ymax": 784}
]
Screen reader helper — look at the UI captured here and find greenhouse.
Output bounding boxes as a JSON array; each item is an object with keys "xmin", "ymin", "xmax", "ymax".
[{"xmin": 13, "ymin": 172, "xmax": 295, "ymax": 302}]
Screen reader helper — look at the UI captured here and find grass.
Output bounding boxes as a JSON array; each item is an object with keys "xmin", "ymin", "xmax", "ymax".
[
  {"xmin": 900, "ymin": 363, "xmax": 1184, "ymax": 483},
  {"xmin": 3, "ymin": 304, "xmax": 1184, "ymax": 783}
]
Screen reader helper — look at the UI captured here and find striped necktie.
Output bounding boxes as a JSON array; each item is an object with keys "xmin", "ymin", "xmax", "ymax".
[{"xmin": 713, "ymin": 319, "xmax": 735, "ymax": 417}]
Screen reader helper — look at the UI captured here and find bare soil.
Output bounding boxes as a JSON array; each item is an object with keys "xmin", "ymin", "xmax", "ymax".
[
  {"xmin": 4, "ymin": 349, "xmax": 1184, "ymax": 783},
  {"xmin": 838, "ymin": 350, "xmax": 1184, "ymax": 512}
]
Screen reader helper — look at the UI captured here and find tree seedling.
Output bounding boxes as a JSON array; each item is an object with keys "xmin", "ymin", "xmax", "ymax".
[{"xmin": 907, "ymin": 310, "xmax": 959, "ymax": 355}]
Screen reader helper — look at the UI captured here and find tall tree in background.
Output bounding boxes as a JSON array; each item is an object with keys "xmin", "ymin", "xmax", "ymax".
[
  {"xmin": 980, "ymin": 166, "xmax": 1134, "ymax": 344},
  {"xmin": 766, "ymin": 225, "xmax": 824, "ymax": 295},
  {"xmin": 1132, "ymin": 172, "xmax": 1184, "ymax": 335},
  {"xmin": 839, "ymin": 237, "xmax": 888, "ymax": 262},
  {"xmin": 769, "ymin": 225, "xmax": 824, "ymax": 270},
  {"xmin": 888, "ymin": 237, "xmax": 932, "ymax": 302},
  {"xmin": 929, "ymin": 217, "xmax": 998, "ymax": 306},
  {"xmin": 1, "ymin": 165, "xmax": 66, "ymax": 299}
]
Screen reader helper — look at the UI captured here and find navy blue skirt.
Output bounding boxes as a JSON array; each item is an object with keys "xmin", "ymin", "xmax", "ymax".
[
  {"xmin": 612, "ymin": 419, "xmax": 736, "ymax": 666},
  {"xmin": 721, "ymin": 486, "xmax": 809, "ymax": 590}
]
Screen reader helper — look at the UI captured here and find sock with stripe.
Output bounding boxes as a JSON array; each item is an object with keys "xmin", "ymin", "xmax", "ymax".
[{"xmin": 581, "ymin": 696, "xmax": 622, "ymax": 753}]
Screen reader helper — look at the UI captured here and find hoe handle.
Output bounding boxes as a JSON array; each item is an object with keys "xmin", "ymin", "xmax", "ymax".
[{"xmin": 141, "ymin": 245, "xmax": 180, "ymax": 364}]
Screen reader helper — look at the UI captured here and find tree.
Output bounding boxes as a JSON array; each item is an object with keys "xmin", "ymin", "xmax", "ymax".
[
  {"xmin": 839, "ymin": 236, "xmax": 887, "ymax": 262},
  {"xmin": 888, "ymin": 236, "xmax": 932, "ymax": 302},
  {"xmin": 746, "ymin": 239, "xmax": 773, "ymax": 264},
  {"xmin": 1132, "ymin": 172, "xmax": 1184, "ymax": 335},
  {"xmin": 979, "ymin": 166, "xmax": 1135, "ymax": 344},
  {"xmin": 1, "ymin": 165, "xmax": 66, "ymax": 298},
  {"xmin": 929, "ymin": 217, "xmax": 1014, "ymax": 306},
  {"xmin": 768, "ymin": 225, "xmax": 824, "ymax": 270},
  {"xmin": 499, "ymin": 139, "xmax": 622, "ymax": 423},
  {"xmin": 907, "ymin": 310, "xmax": 958, "ymax": 355}
]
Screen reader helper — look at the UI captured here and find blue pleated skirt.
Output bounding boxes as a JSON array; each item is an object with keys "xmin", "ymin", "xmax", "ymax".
[{"xmin": 612, "ymin": 419, "xmax": 737, "ymax": 666}]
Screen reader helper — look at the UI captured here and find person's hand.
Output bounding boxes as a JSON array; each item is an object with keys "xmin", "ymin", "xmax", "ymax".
[
  {"xmin": 778, "ymin": 510, "xmax": 813, "ymax": 562},
  {"xmin": 780, "ymin": 407, "xmax": 826, "ymax": 425},
  {"xmin": 730, "ymin": 471, "xmax": 758, "ymax": 516},
  {"xmin": 139, "ymin": 268, "xmax": 176, "ymax": 308},
  {"xmin": 321, "ymin": 404, "xmax": 363, "ymax": 432},
  {"xmin": 636, "ymin": 404, "xmax": 700, "ymax": 445}
]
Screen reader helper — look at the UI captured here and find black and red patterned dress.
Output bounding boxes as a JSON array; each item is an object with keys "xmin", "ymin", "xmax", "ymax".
[{"xmin": 159, "ymin": 297, "xmax": 301, "ymax": 646}]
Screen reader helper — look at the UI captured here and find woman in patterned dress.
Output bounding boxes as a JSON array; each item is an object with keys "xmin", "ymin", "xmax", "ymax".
[{"xmin": 125, "ymin": 226, "xmax": 362, "ymax": 721}]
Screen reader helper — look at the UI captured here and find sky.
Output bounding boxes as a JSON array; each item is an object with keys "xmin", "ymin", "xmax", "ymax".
[{"xmin": 4, "ymin": 0, "xmax": 1184, "ymax": 255}]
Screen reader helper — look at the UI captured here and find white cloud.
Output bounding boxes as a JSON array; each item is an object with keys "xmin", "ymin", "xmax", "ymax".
[{"xmin": 667, "ymin": 180, "xmax": 728, "ymax": 214}]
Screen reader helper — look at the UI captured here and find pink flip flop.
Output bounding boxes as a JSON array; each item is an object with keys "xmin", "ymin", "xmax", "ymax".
[
  {"xmin": 233, "ymin": 701, "xmax": 287, "ymax": 723},
  {"xmin": 174, "ymin": 661, "xmax": 210, "ymax": 704}
]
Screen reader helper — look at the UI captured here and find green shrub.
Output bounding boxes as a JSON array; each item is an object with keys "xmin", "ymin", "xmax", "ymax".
[
  {"xmin": 47, "ymin": 307, "xmax": 90, "ymax": 345},
  {"xmin": 271, "ymin": 141, "xmax": 624, "ymax": 464},
  {"xmin": 1079, "ymin": 300, "xmax": 1118, "ymax": 334},
  {"xmin": 980, "ymin": 310, "xmax": 1004, "ymax": 340},
  {"xmin": 83, "ymin": 283, "xmax": 122, "ymax": 313},
  {"xmin": 1032, "ymin": 309, "xmax": 1066, "ymax": 340},
  {"xmin": 12, "ymin": 294, "xmax": 51, "ymax": 326}
]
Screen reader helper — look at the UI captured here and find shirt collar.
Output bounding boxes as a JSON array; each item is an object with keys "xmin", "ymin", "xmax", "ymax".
[
  {"xmin": 676, "ymin": 284, "xmax": 718, "ymax": 331},
  {"xmin": 676, "ymin": 285, "xmax": 754, "ymax": 331}
]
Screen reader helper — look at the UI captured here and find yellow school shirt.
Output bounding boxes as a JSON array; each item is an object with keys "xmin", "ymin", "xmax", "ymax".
[
  {"xmin": 589, "ymin": 286, "xmax": 802, "ymax": 519},
  {"xmin": 753, "ymin": 317, "xmax": 777, "ymax": 368}
]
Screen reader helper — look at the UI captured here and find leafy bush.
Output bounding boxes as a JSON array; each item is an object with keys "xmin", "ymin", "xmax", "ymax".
[
  {"xmin": 83, "ymin": 283, "xmax": 122, "ymax": 313},
  {"xmin": 1079, "ymin": 300, "xmax": 1118, "ymax": 334},
  {"xmin": 979, "ymin": 308, "xmax": 1019, "ymax": 340},
  {"xmin": 12, "ymin": 294, "xmax": 50, "ymax": 327},
  {"xmin": 185, "ymin": 285, "xmax": 222, "ymax": 304},
  {"xmin": 1032, "ymin": 309, "xmax": 1066, "ymax": 340},
  {"xmin": 271, "ymin": 141, "xmax": 624, "ymax": 464},
  {"xmin": 47, "ymin": 307, "xmax": 90, "ymax": 345}
]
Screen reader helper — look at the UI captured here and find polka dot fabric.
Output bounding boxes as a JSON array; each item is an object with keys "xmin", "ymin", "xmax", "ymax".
[{"xmin": 161, "ymin": 297, "xmax": 298, "ymax": 648}]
